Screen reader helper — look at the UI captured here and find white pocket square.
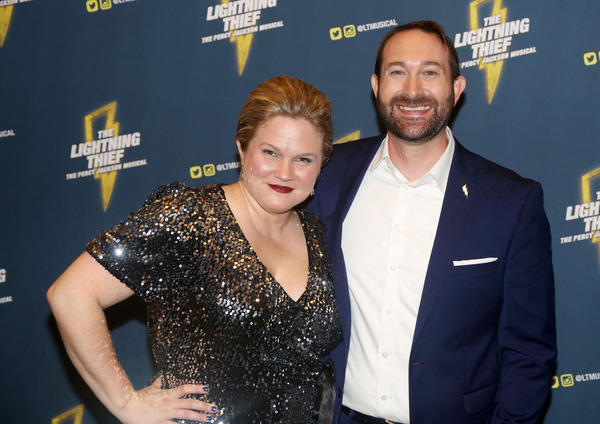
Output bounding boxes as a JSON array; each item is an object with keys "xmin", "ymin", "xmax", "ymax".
[{"xmin": 453, "ymin": 257, "xmax": 498, "ymax": 266}]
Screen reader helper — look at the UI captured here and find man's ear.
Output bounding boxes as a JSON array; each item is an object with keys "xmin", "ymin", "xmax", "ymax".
[
  {"xmin": 371, "ymin": 73, "xmax": 379, "ymax": 99},
  {"xmin": 453, "ymin": 76, "xmax": 466, "ymax": 105}
]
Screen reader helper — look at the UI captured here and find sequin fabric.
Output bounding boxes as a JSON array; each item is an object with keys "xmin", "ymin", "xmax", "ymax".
[{"xmin": 86, "ymin": 183, "xmax": 342, "ymax": 423}]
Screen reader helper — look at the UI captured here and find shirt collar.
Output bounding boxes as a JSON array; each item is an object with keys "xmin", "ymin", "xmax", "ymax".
[{"xmin": 370, "ymin": 127, "xmax": 455, "ymax": 192}]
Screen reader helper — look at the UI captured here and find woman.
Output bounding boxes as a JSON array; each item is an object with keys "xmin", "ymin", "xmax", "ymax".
[{"xmin": 47, "ymin": 76, "xmax": 342, "ymax": 424}]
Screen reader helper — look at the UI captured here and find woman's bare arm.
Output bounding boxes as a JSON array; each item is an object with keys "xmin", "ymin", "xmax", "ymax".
[{"xmin": 47, "ymin": 252, "xmax": 215, "ymax": 424}]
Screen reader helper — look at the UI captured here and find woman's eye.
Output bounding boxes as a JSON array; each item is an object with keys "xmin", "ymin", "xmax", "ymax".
[{"xmin": 263, "ymin": 149, "xmax": 276, "ymax": 156}]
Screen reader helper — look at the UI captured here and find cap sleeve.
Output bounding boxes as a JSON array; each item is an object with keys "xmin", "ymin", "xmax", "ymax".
[{"xmin": 86, "ymin": 182, "xmax": 204, "ymax": 300}]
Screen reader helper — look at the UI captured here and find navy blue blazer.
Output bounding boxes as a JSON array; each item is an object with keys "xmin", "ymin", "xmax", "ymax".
[{"xmin": 309, "ymin": 135, "xmax": 556, "ymax": 424}]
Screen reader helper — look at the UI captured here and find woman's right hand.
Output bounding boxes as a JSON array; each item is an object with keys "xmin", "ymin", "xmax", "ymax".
[{"xmin": 116, "ymin": 377, "xmax": 218, "ymax": 424}]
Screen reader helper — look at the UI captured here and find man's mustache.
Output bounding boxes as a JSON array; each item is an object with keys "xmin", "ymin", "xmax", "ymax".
[{"xmin": 390, "ymin": 94, "xmax": 438, "ymax": 107}]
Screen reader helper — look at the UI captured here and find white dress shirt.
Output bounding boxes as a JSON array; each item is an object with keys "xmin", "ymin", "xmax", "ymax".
[{"xmin": 341, "ymin": 128, "xmax": 455, "ymax": 423}]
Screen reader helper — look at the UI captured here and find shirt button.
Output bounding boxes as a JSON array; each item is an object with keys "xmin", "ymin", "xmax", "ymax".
[
  {"xmin": 381, "ymin": 395, "xmax": 387, "ymax": 401},
  {"xmin": 382, "ymin": 352, "xmax": 389, "ymax": 358}
]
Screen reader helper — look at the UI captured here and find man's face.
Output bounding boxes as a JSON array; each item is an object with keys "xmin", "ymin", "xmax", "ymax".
[{"xmin": 372, "ymin": 30, "xmax": 465, "ymax": 144}]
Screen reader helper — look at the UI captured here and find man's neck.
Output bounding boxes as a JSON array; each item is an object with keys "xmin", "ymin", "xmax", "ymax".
[{"xmin": 386, "ymin": 130, "xmax": 449, "ymax": 181}]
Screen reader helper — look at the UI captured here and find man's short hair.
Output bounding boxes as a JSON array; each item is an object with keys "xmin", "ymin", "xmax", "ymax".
[{"xmin": 374, "ymin": 20, "xmax": 460, "ymax": 82}]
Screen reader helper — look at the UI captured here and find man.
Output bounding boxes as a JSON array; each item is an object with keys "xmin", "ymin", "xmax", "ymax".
[{"xmin": 310, "ymin": 20, "xmax": 556, "ymax": 424}]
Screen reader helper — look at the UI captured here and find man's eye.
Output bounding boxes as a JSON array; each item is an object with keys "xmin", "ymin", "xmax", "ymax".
[{"xmin": 297, "ymin": 157, "xmax": 313, "ymax": 163}]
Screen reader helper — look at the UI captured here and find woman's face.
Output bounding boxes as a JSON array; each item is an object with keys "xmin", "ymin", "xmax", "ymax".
[{"xmin": 237, "ymin": 115, "xmax": 323, "ymax": 216}]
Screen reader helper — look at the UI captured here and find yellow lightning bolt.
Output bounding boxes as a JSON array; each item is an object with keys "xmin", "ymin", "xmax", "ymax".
[
  {"xmin": 221, "ymin": 0, "xmax": 254, "ymax": 76},
  {"xmin": 52, "ymin": 404, "xmax": 84, "ymax": 424},
  {"xmin": 470, "ymin": 0, "xmax": 507, "ymax": 103},
  {"xmin": 581, "ymin": 167, "xmax": 600, "ymax": 248},
  {"xmin": 0, "ymin": 5, "xmax": 14, "ymax": 47},
  {"xmin": 333, "ymin": 130, "xmax": 361, "ymax": 145},
  {"xmin": 84, "ymin": 101, "xmax": 120, "ymax": 211},
  {"xmin": 231, "ymin": 32, "xmax": 253, "ymax": 75}
]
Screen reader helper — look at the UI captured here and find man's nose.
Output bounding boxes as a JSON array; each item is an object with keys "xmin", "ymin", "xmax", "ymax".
[{"xmin": 405, "ymin": 74, "xmax": 424, "ymax": 97}]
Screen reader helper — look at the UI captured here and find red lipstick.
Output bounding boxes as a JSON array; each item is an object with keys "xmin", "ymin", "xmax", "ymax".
[{"xmin": 269, "ymin": 184, "xmax": 293, "ymax": 194}]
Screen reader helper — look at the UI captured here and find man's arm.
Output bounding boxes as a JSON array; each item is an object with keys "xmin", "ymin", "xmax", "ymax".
[{"xmin": 493, "ymin": 182, "xmax": 557, "ymax": 423}]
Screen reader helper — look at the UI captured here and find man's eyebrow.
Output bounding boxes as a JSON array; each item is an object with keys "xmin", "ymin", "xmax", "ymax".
[{"xmin": 385, "ymin": 60, "xmax": 444, "ymax": 69}]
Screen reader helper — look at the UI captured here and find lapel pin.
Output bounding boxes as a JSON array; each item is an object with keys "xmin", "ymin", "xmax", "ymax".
[{"xmin": 462, "ymin": 184, "xmax": 469, "ymax": 199}]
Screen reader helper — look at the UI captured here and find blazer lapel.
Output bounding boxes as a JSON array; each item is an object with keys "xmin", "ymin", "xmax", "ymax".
[{"xmin": 413, "ymin": 141, "xmax": 477, "ymax": 344}]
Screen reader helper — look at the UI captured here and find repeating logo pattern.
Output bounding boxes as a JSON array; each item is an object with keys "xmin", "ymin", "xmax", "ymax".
[
  {"xmin": 202, "ymin": 0, "xmax": 282, "ymax": 75},
  {"xmin": 552, "ymin": 372, "xmax": 600, "ymax": 389},
  {"xmin": 454, "ymin": 0, "xmax": 537, "ymax": 103},
  {"xmin": 329, "ymin": 19, "xmax": 397, "ymax": 41},
  {"xmin": 86, "ymin": 0, "xmax": 111, "ymax": 12},
  {"xmin": 561, "ymin": 166, "xmax": 600, "ymax": 263},
  {"xmin": 66, "ymin": 102, "xmax": 147, "ymax": 211}
]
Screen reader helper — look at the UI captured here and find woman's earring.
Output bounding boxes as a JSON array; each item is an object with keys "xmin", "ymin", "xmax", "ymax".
[
  {"xmin": 239, "ymin": 165, "xmax": 244, "ymax": 180},
  {"xmin": 311, "ymin": 188, "xmax": 315, "ymax": 197}
]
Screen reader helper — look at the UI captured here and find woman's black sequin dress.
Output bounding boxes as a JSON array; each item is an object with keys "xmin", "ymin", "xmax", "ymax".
[{"xmin": 86, "ymin": 183, "xmax": 342, "ymax": 423}]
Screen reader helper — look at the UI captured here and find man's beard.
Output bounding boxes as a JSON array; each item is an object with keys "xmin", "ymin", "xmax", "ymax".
[{"xmin": 376, "ymin": 92, "xmax": 454, "ymax": 144}]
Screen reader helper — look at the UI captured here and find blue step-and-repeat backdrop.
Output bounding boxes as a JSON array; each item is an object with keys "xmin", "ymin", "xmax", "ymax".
[{"xmin": 1, "ymin": 1, "xmax": 599, "ymax": 423}]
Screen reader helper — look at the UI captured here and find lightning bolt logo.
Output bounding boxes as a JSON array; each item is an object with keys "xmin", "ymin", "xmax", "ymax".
[
  {"xmin": 470, "ymin": 0, "xmax": 507, "ymax": 103},
  {"xmin": 334, "ymin": 130, "xmax": 361, "ymax": 145},
  {"xmin": 581, "ymin": 167, "xmax": 600, "ymax": 249},
  {"xmin": 231, "ymin": 31, "xmax": 253, "ymax": 75},
  {"xmin": 84, "ymin": 101, "xmax": 120, "ymax": 211},
  {"xmin": 0, "ymin": 5, "xmax": 14, "ymax": 47},
  {"xmin": 52, "ymin": 404, "xmax": 84, "ymax": 424},
  {"xmin": 221, "ymin": 0, "xmax": 254, "ymax": 76}
]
